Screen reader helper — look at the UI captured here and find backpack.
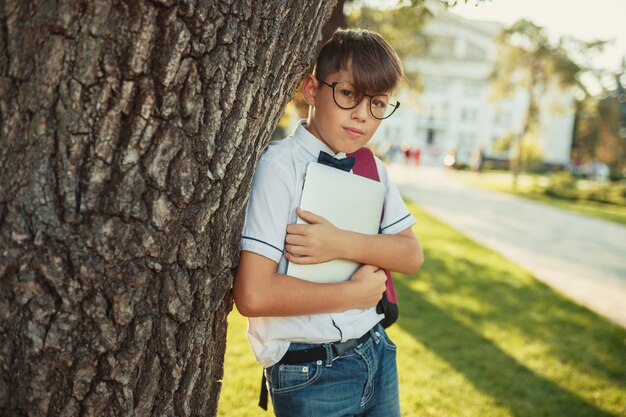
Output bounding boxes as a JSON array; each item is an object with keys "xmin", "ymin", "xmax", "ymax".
[{"xmin": 347, "ymin": 147, "xmax": 399, "ymax": 328}]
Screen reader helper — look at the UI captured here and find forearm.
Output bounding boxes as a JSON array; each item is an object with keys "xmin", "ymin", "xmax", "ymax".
[
  {"xmin": 236, "ymin": 273, "xmax": 354, "ymax": 317},
  {"xmin": 233, "ymin": 251, "xmax": 383, "ymax": 317},
  {"xmin": 340, "ymin": 229, "xmax": 423, "ymax": 274}
]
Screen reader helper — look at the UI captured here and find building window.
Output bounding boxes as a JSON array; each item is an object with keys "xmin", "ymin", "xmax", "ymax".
[
  {"xmin": 494, "ymin": 111, "xmax": 512, "ymax": 126},
  {"xmin": 461, "ymin": 107, "xmax": 478, "ymax": 123},
  {"xmin": 466, "ymin": 41, "xmax": 487, "ymax": 61},
  {"xmin": 427, "ymin": 128, "xmax": 435, "ymax": 145},
  {"xmin": 429, "ymin": 36, "xmax": 455, "ymax": 58}
]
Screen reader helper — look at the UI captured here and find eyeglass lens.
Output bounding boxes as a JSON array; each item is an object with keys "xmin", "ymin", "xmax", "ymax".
[{"xmin": 332, "ymin": 82, "xmax": 398, "ymax": 119}]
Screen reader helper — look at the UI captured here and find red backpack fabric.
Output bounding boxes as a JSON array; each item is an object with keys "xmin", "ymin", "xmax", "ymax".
[{"xmin": 347, "ymin": 147, "xmax": 399, "ymax": 328}]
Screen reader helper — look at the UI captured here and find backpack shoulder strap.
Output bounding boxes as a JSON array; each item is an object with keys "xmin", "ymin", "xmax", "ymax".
[
  {"xmin": 348, "ymin": 147, "xmax": 380, "ymax": 182},
  {"xmin": 347, "ymin": 147, "xmax": 399, "ymax": 311}
]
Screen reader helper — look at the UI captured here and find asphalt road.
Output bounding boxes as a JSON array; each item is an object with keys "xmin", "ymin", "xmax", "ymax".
[{"xmin": 388, "ymin": 164, "xmax": 626, "ymax": 328}]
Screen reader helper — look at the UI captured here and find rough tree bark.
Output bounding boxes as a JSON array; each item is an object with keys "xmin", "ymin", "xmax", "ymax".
[{"xmin": 0, "ymin": 1, "xmax": 336, "ymax": 416}]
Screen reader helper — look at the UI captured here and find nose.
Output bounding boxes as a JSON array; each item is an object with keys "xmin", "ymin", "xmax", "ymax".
[{"xmin": 350, "ymin": 98, "xmax": 369, "ymax": 122}]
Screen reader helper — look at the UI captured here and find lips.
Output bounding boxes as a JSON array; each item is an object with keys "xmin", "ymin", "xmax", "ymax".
[{"xmin": 343, "ymin": 127, "xmax": 364, "ymax": 137}]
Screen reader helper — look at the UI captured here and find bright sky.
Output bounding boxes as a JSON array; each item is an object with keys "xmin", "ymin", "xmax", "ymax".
[{"xmin": 449, "ymin": 0, "xmax": 626, "ymax": 73}]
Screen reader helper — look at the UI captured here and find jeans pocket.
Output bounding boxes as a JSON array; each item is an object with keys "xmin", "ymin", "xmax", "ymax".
[
  {"xmin": 379, "ymin": 330, "xmax": 397, "ymax": 351},
  {"xmin": 269, "ymin": 362, "xmax": 321, "ymax": 394}
]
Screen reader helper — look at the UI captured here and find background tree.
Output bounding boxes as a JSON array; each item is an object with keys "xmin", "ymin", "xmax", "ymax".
[
  {"xmin": 346, "ymin": 1, "xmax": 487, "ymax": 86},
  {"xmin": 573, "ymin": 64, "xmax": 626, "ymax": 178},
  {"xmin": 347, "ymin": 1, "xmax": 431, "ymax": 67},
  {"xmin": 0, "ymin": 1, "xmax": 337, "ymax": 416},
  {"xmin": 490, "ymin": 19, "xmax": 603, "ymax": 187}
]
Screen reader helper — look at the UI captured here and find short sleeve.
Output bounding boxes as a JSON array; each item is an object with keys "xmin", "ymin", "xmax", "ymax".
[
  {"xmin": 241, "ymin": 157, "xmax": 294, "ymax": 263},
  {"xmin": 376, "ymin": 158, "xmax": 416, "ymax": 235}
]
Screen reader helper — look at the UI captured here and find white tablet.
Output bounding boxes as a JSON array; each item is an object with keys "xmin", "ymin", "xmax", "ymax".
[{"xmin": 286, "ymin": 162, "xmax": 385, "ymax": 283}]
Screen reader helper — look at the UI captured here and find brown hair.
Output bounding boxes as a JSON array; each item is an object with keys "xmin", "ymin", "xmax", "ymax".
[{"xmin": 313, "ymin": 28, "xmax": 403, "ymax": 95}]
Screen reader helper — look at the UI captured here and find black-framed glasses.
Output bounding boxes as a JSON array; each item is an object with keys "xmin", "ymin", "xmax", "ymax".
[{"xmin": 317, "ymin": 78, "xmax": 400, "ymax": 120}]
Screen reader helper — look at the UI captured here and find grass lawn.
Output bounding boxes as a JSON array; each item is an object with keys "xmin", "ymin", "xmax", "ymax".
[
  {"xmin": 218, "ymin": 203, "xmax": 626, "ymax": 417},
  {"xmin": 450, "ymin": 170, "xmax": 626, "ymax": 226}
]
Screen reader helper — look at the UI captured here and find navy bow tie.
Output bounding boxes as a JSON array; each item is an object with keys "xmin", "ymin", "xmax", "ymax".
[{"xmin": 317, "ymin": 151, "xmax": 356, "ymax": 172}]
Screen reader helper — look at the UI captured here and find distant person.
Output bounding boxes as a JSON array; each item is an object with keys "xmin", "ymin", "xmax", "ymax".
[
  {"xmin": 233, "ymin": 28, "xmax": 423, "ymax": 417},
  {"xmin": 390, "ymin": 144, "xmax": 404, "ymax": 163},
  {"xmin": 412, "ymin": 147, "xmax": 421, "ymax": 165},
  {"xmin": 590, "ymin": 160, "xmax": 610, "ymax": 181},
  {"xmin": 471, "ymin": 147, "xmax": 485, "ymax": 172},
  {"xmin": 403, "ymin": 144, "xmax": 411, "ymax": 165}
]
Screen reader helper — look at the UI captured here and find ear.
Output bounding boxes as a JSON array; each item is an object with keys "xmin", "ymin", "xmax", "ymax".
[{"xmin": 302, "ymin": 74, "xmax": 318, "ymax": 106}]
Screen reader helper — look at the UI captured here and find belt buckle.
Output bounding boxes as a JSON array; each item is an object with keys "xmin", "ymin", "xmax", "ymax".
[{"xmin": 332, "ymin": 338, "xmax": 359, "ymax": 358}]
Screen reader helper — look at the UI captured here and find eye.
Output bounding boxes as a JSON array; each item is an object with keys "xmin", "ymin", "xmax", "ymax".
[
  {"xmin": 339, "ymin": 88, "xmax": 354, "ymax": 98},
  {"xmin": 372, "ymin": 97, "xmax": 388, "ymax": 108}
]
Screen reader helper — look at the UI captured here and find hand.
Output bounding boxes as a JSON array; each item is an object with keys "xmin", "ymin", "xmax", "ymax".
[
  {"xmin": 349, "ymin": 265, "xmax": 387, "ymax": 309},
  {"xmin": 285, "ymin": 208, "xmax": 347, "ymax": 264}
]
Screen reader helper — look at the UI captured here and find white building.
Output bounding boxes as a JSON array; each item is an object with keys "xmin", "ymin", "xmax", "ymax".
[{"xmin": 373, "ymin": 1, "xmax": 576, "ymax": 168}]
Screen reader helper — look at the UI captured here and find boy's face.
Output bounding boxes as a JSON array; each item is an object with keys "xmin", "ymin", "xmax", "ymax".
[{"xmin": 304, "ymin": 68, "xmax": 385, "ymax": 155}]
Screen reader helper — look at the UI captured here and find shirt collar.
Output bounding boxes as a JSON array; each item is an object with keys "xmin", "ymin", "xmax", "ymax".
[{"xmin": 293, "ymin": 120, "xmax": 347, "ymax": 160}]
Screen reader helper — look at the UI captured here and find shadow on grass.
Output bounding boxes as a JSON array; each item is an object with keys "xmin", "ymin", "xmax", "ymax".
[
  {"xmin": 395, "ymin": 278, "xmax": 619, "ymax": 417},
  {"xmin": 419, "ymin": 252, "xmax": 626, "ymax": 378},
  {"xmin": 393, "ymin": 245, "xmax": 626, "ymax": 417}
]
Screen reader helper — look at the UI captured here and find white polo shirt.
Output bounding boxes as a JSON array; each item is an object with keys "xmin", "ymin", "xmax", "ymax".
[{"xmin": 241, "ymin": 121, "xmax": 416, "ymax": 367}]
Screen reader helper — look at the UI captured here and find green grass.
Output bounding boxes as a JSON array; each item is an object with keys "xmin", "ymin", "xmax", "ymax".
[
  {"xmin": 451, "ymin": 170, "xmax": 626, "ymax": 226},
  {"xmin": 218, "ymin": 203, "xmax": 626, "ymax": 417}
]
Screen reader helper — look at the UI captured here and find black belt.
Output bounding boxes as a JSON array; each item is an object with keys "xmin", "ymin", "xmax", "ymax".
[{"xmin": 278, "ymin": 330, "xmax": 372, "ymax": 365}]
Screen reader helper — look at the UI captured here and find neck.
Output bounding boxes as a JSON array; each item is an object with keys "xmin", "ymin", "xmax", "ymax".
[{"xmin": 305, "ymin": 119, "xmax": 338, "ymax": 154}]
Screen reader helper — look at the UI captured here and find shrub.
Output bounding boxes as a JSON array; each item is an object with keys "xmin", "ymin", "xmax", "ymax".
[
  {"xmin": 588, "ymin": 182, "xmax": 626, "ymax": 205},
  {"xmin": 544, "ymin": 173, "xmax": 626, "ymax": 206},
  {"xmin": 544, "ymin": 172, "xmax": 578, "ymax": 200}
]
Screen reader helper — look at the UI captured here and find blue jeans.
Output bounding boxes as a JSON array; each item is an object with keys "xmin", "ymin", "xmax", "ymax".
[{"xmin": 265, "ymin": 324, "xmax": 400, "ymax": 417}]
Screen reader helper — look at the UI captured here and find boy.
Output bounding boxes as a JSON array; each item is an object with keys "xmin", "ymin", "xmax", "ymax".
[{"xmin": 233, "ymin": 28, "xmax": 423, "ymax": 417}]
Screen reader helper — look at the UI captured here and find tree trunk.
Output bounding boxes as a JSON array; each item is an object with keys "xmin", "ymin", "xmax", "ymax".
[
  {"xmin": 0, "ymin": 1, "xmax": 336, "ymax": 416},
  {"xmin": 321, "ymin": 0, "xmax": 346, "ymax": 46}
]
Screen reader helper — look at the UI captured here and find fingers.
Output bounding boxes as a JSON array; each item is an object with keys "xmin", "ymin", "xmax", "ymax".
[
  {"xmin": 286, "ymin": 223, "xmax": 309, "ymax": 235},
  {"xmin": 296, "ymin": 207, "xmax": 325, "ymax": 224},
  {"xmin": 284, "ymin": 251, "xmax": 316, "ymax": 265},
  {"xmin": 284, "ymin": 233, "xmax": 307, "ymax": 245},
  {"xmin": 349, "ymin": 265, "xmax": 387, "ymax": 308},
  {"xmin": 284, "ymin": 244, "xmax": 323, "ymax": 264},
  {"xmin": 356, "ymin": 264, "xmax": 379, "ymax": 274},
  {"xmin": 284, "ymin": 243, "xmax": 308, "ymax": 257},
  {"xmin": 352, "ymin": 265, "xmax": 387, "ymax": 286},
  {"xmin": 371, "ymin": 267, "xmax": 387, "ymax": 282}
]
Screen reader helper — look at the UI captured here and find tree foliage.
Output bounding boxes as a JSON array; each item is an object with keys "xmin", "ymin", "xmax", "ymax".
[
  {"xmin": 346, "ymin": 2, "xmax": 431, "ymax": 65},
  {"xmin": 573, "ymin": 63, "xmax": 626, "ymax": 176},
  {"xmin": 490, "ymin": 19, "xmax": 604, "ymax": 184}
]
